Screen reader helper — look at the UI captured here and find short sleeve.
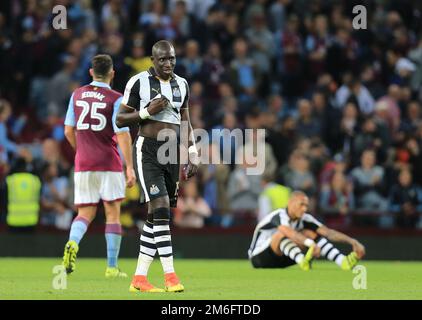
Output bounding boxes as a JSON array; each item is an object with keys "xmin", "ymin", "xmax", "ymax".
[
  {"xmin": 302, "ymin": 214, "xmax": 323, "ymax": 231},
  {"xmin": 279, "ymin": 212, "xmax": 290, "ymax": 226},
  {"xmin": 182, "ymin": 79, "xmax": 190, "ymax": 106},
  {"xmin": 64, "ymin": 93, "xmax": 75, "ymax": 126},
  {"xmin": 112, "ymin": 96, "xmax": 129, "ymax": 133},
  {"xmin": 122, "ymin": 76, "xmax": 141, "ymax": 110}
]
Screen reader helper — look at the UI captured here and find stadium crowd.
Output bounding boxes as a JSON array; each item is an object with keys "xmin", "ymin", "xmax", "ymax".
[{"xmin": 1, "ymin": 0, "xmax": 422, "ymax": 231}]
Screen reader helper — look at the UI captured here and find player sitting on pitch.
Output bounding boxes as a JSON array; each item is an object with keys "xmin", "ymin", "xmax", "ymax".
[{"xmin": 248, "ymin": 191, "xmax": 366, "ymax": 270}]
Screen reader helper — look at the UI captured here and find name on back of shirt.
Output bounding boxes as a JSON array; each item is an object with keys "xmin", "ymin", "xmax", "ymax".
[{"xmin": 81, "ymin": 91, "xmax": 105, "ymax": 101}]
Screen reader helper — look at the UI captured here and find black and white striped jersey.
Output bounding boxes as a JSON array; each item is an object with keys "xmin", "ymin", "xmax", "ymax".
[
  {"xmin": 122, "ymin": 67, "xmax": 189, "ymax": 125},
  {"xmin": 248, "ymin": 208, "xmax": 323, "ymax": 258}
]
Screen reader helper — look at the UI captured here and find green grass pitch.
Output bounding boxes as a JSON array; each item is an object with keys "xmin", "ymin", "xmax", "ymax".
[{"xmin": 1, "ymin": 258, "xmax": 421, "ymax": 300}]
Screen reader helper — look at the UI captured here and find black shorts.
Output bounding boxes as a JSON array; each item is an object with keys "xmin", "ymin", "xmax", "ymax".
[
  {"xmin": 133, "ymin": 135, "xmax": 180, "ymax": 208},
  {"xmin": 250, "ymin": 246, "xmax": 296, "ymax": 269}
]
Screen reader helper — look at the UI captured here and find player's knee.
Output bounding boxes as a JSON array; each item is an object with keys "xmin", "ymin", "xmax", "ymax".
[
  {"xmin": 152, "ymin": 206, "xmax": 170, "ymax": 220},
  {"xmin": 103, "ymin": 201, "xmax": 121, "ymax": 223},
  {"xmin": 270, "ymin": 231, "xmax": 285, "ymax": 256},
  {"xmin": 77, "ymin": 206, "xmax": 97, "ymax": 222},
  {"xmin": 150, "ymin": 196, "xmax": 170, "ymax": 210},
  {"xmin": 104, "ymin": 210, "xmax": 120, "ymax": 223},
  {"xmin": 301, "ymin": 229, "xmax": 317, "ymax": 239}
]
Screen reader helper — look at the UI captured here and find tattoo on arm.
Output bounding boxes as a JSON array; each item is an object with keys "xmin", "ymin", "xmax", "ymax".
[{"xmin": 325, "ymin": 228, "xmax": 354, "ymax": 244}]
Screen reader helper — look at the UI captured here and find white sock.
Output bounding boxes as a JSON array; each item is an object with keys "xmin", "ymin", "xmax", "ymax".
[
  {"xmin": 135, "ymin": 253, "xmax": 153, "ymax": 276},
  {"xmin": 280, "ymin": 238, "xmax": 305, "ymax": 264},
  {"xmin": 317, "ymin": 237, "xmax": 345, "ymax": 267},
  {"xmin": 160, "ymin": 256, "xmax": 175, "ymax": 274},
  {"xmin": 336, "ymin": 254, "xmax": 346, "ymax": 267}
]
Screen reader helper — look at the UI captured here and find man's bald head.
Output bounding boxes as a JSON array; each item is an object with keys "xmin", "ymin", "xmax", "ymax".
[
  {"xmin": 287, "ymin": 190, "xmax": 309, "ymax": 220},
  {"xmin": 152, "ymin": 40, "xmax": 174, "ymax": 57},
  {"xmin": 290, "ymin": 190, "xmax": 307, "ymax": 200}
]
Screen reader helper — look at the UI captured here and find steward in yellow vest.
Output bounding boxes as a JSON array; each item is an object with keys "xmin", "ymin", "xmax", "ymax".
[
  {"xmin": 258, "ymin": 182, "xmax": 291, "ymax": 221},
  {"xmin": 6, "ymin": 159, "xmax": 41, "ymax": 228}
]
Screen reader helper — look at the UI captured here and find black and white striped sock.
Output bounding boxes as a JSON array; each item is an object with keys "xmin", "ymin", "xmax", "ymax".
[
  {"xmin": 135, "ymin": 214, "xmax": 156, "ymax": 276},
  {"xmin": 279, "ymin": 238, "xmax": 305, "ymax": 264},
  {"xmin": 153, "ymin": 207, "xmax": 174, "ymax": 274},
  {"xmin": 316, "ymin": 236, "xmax": 345, "ymax": 267}
]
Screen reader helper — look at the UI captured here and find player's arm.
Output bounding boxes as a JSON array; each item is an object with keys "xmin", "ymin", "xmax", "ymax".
[
  {"xmin": 316, "ymin": 225, "xmax": 366, "ymax": 258},
  {"xmin": 116, "ymin": 132, "xmax": 135, "ymax": 188},
  {"xmin": 113, "ymin": 97, "xmax": 136, "ymax": 188},
  {"xmin": 115, "ymin": 77, "xmax": 168, "ymax": 128},
  {"xmin": 278, "ymin": 225, "xmax": 315, "ymax": 248},
  {"xmin": 116, "ymin": 99, "xmax": 169, "ymax": 128},
  {"xmin": 180, "ymin": 81, "xmax": 198, "ymax": 179},
  {"xmin": 64, "ymin": 93, "xmax": 76, "ymax": 150}
]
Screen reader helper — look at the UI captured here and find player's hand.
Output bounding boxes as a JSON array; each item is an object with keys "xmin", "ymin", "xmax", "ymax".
[
  {"xmin": 146, "ymin": 97, "xmax": 169, "ymax": 115},
  {"xmin": 183, "ymin": 161, "xmax": 198, "ymax": 180},
  {"xmin": 183, "ymin": 147, "xmax": 199, "ymax": 180},
  {"xmin": 126, "ymin": 167, "xmax": 136, "ymax": 188},
  {"xmin": 352, "ymin": 240, "xmax": 366, "ymax": 259}
]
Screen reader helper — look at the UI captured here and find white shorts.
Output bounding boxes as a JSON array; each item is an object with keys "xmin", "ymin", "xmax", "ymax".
[{"xmin": 74, "ymin": 171, "xmax": 125, "ymax": 207}]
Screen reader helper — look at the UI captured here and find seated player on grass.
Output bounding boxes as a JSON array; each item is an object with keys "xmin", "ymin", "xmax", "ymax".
[{"xmin": 248, "ymin": 191, "xmax": 366, "ymax": 270}]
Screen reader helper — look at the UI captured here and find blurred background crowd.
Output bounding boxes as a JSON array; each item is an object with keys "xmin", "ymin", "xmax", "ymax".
[{"xmin": 1, "ymin": 0, "xmax": 422, "ymax": 232}]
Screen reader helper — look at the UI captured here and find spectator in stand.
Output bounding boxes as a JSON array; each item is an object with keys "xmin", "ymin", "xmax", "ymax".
[
  {"xmin": 268, "ymin": 0, "xmax": 287, "ymax": 33},
  {"xmin": 227, "ymin": 159, "xmax": 262, "ymax": 218},
  {"xmin": 350, "ymin": 149, "xmax": 388, "ymax": 212},
  {"xmin": 211, "ymin": 112, "xmax": 239, "ymax": 167},
  {"xmin": 406, "ymin": 138, "xmax": 422, "ymax": 188},
  {"xmin": 229, "ymin": 37, "xmax": 261, "ymax": 104},
  {"xmin": 180, "ymin": 39, "xmax": 203, "ymax": 81},
  {"xmin": 0, "ymin": 99, "xmax": 29, "ymax": 161},
  {"xmin": 284, "ymin": 152, "xmax": 317, "ymax": 199},
  {"xmin": 305, "ymin": 14, "xmax": 330, "ymax": 81},
  {"xmin": 338, "ymin": 102, "xmax": 359, "ymax": 157},
  {"xmin": 45, "ymin": 55, "xmax": 78, "ymax": 118},
  {"xmin": 269, "ymin": 115, "xmax": 297, "ymax": 169},
  {"xmin": 175, "ymin": 178, "xmax": 211, "ymax": 228},
  {"xmin": 139, "ymin": 0, "xmax": 175, "ymax": 41},
  {"xmin": 200, "ymin": 41, "xmax": 225, "ymax": 100},
  {"xmin": 197, "ymin": 143, "xmax": 230, "ymax": 223},
  {"xmin": 386, "ymin": 49, "xmax": 416, "ymax": 86},
  {"xmin": 319, "ymin": 171, "xmax": 355, "ymax": 215},
  {"xmin": 274, "ymin": 14, "xmax": 303, "ymax": 99},
  {"xmin": 389, "ymin": 168, "xmax": 422, "ymax": 228},
  {"xmin": 319, "ymin": 153, "xmax": 349, "ymax": 187},
  {"xmin": 295, "ymin": 98, "xmax": 322, "ymax": 139},
  {"xmin": 353, "ymin": 116, "xmax": 390, "ymax": 165},
  {"xmin": 244, "ymin": 9, "xmax": 275, "ymax": 85},
  {"xmin": 399, "ymin": 101, "xmax": 422, "ymax": 136},
  {"xmin": 335, "ymin": 73, "xmax": 375, "ymax": 115},
  {"xmin": 375, "ymin": 84, "xmax": 402, "ymax": 136},
  {"xmin": 40, "ymin": 162, "xmax": 73, "ymax": 230},
  {"xmin": 124, "ymin": 32, "xmax": 153, "ymax": 77}
]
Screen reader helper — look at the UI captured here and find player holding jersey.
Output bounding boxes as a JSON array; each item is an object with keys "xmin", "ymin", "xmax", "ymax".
[
  {"xmin": 248, "ymin": 191, "xmax": 366, "ymax": 270},
  {"xmin": 116, "ymin": 40, "xmax": 198, "ymax": 293},
  {"xmin": 62, "ymin": 54, "xmax": 136, "ymax": 278}
]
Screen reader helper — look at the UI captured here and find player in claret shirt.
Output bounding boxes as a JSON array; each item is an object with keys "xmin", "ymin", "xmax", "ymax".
[{"xmin": 62, "ymin": 54, "xmax": 136, "ymax": 278}]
